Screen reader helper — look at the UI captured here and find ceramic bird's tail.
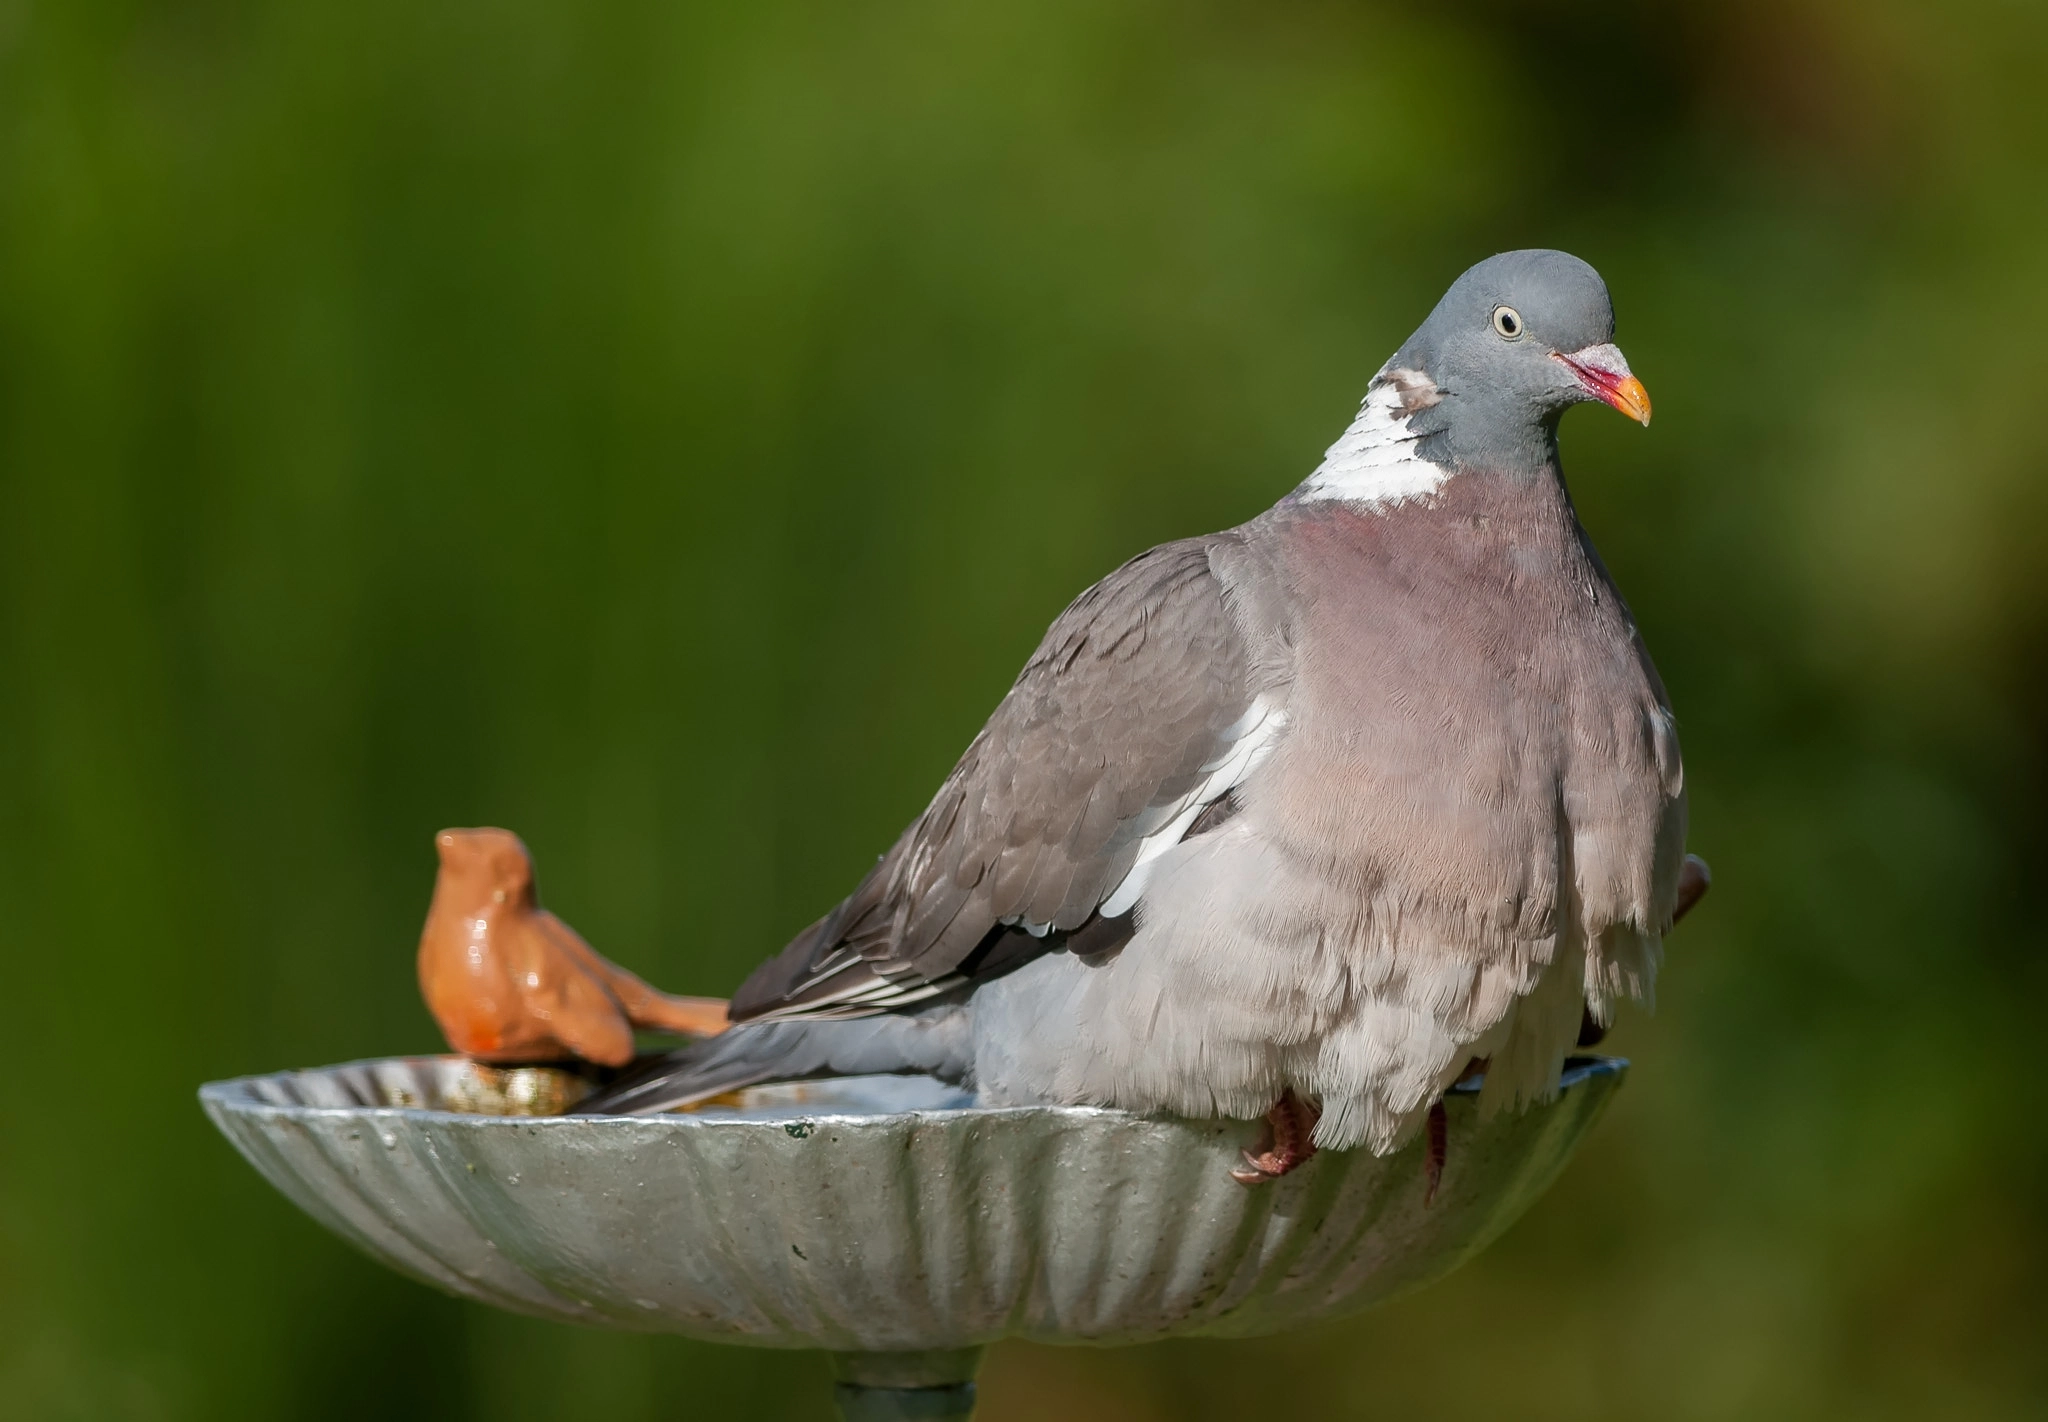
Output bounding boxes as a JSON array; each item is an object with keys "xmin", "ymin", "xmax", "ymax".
[{"xmin": 574, "ymin": 1008, "xmax": 974, "ymax": 1116}]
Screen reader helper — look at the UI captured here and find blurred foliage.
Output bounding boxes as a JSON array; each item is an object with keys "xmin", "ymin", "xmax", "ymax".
[{"xmin": 3, "ymin": 1, "xmax": 2046, "ymax": 1418}]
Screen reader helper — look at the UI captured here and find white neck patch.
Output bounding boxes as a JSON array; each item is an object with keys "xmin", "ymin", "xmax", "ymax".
[{"xmin": 1293, "ymin": 368, "xmax": 1449, "ymax": 508}]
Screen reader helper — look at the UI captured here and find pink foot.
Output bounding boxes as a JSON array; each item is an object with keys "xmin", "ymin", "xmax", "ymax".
[
  {"xmin": 1424, "ymin": 1100, "xmax": 1448, "ymax": 1205},
  {"xmin": 1231, "ymin": 1089, "xmax": 1321, "ymax": 1185}
]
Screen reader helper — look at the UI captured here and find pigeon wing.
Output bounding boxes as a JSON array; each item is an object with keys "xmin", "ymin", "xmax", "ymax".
[{"xmin": 728, "ymin": 533, "xmax": 1263, "ymax": 1023}]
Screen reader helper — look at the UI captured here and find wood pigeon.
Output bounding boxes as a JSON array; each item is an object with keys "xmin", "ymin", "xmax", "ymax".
[{"xmin": 582, "ymin": 250, "xmax": 1705, "ymax": 1184}]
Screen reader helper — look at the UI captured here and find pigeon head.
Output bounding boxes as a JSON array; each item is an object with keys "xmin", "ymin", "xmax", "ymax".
[{"xmin": 1391, "ymin": 249, "xmax": 1651, "ymax": 475}]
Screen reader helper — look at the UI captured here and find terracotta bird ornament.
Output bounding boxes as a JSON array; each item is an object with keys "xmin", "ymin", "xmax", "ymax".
[{"xmin": 418, "ymin": 827, "xmax": 728, "ymax": 1067}]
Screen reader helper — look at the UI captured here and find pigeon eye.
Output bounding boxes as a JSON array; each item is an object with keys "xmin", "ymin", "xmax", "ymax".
[{"xmin": 1491, "ymin": 305, "xmax": 1524, "ymax": 339}]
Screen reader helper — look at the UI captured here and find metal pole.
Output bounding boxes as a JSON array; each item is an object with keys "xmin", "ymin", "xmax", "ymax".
[{"xmin": 830, "ymin": 1348, "xmax": 984, "ymax": 1421}]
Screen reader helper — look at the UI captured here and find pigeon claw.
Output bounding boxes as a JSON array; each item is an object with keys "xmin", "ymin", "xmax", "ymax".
[
  {"xmin": 1424, "ymin": 1100, "xmax": 1449, "ymax": 1205},
  {"xmin": 1231, "ymin": 1089, "xmax": 1321, "ymax": 1185}
]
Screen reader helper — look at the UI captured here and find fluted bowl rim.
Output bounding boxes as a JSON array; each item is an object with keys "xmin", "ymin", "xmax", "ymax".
[{"xmin": 201, "ymin": 1054, "xmax": 1624, "ymax": 1351}]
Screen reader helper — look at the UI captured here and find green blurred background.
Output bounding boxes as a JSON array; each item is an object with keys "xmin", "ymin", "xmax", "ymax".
[{"xmin": 4, "ymin": 2, "xmax": 2045, "ymax": 1418}]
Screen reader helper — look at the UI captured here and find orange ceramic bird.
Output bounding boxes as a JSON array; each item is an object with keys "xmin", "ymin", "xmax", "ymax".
[{"xmin": 418, "ymin": 827, "xmax": 728, "ymax": 1067}]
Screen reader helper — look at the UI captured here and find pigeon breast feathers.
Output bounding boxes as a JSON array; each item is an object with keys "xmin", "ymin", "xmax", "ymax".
[{"xmin": 729, "ymin": 536, "xmax": 1263, "ymax": 1022}]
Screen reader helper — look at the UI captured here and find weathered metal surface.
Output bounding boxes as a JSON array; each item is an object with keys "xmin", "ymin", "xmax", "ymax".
[{"xmin": 200, "ymin": 1056, "xmax": 1622, "ymax": 1351}]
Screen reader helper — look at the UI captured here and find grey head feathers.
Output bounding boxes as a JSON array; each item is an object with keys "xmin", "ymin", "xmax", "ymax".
[{"xmin": 1390, "ymin": 249, "xmax": 1633, "ymax": 476}]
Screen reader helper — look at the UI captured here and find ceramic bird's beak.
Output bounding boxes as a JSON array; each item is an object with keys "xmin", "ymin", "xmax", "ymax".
[{"xmin": 1555, "ymin": 343, "xmax": 1652, "ymax": 427}]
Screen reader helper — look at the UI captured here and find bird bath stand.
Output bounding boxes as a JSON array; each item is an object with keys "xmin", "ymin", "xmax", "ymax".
[{"xmin": 202, "ymin": 1056, "xmax": 1623, "ymax": 1419}]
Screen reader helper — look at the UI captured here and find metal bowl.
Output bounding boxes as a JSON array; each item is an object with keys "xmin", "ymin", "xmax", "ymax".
[{"xmin": 201, "ymin": 1055, "xmax": 1621, "ymax": 1356}]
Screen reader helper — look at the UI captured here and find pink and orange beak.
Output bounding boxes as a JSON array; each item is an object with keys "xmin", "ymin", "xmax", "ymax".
[{"xmin": 1555, "ymin": 343, "xmax": 1652, "ymax": 427}]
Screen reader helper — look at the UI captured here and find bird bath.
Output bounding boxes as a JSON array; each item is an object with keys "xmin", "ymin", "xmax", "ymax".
[{"xmin": 202, "ymin": 1055, "xmax": 1624, "ymax": 1418}]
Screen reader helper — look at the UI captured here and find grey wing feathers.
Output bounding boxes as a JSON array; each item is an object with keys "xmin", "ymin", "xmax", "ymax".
[
  {"xmin": 576, "ymin": 1012, "xmax": 974, "ymax": 1117},
  {"xmin": 728, "ymin": 534, "xmax": 1254, "ymax": 1022}
]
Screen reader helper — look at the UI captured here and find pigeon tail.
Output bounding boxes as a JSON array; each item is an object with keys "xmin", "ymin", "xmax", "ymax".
[{"xmin": 575, "ymin": 1008, "xmax": 975, "ymax": 1116}]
